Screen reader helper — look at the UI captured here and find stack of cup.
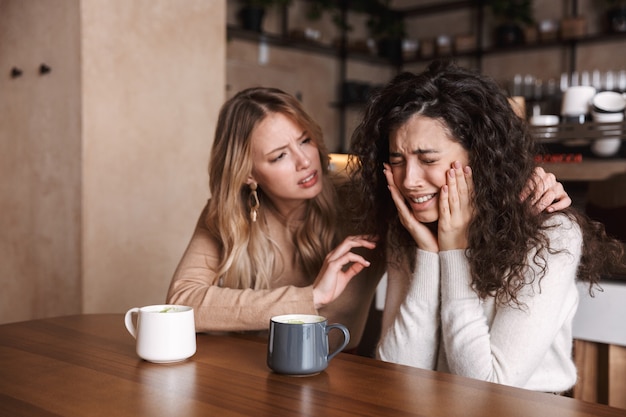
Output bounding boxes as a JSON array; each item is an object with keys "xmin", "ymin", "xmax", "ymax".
[
  {"xmin": 560, "ymin": 86, "xmax": 596, "ymax": 147},
  {"xmin": 561, "ymin": 85, "xmax": 597, "ymax": 124},
  {"xmin": 591, "ymin": 91, "xmax": 626, "ymax": 157}
]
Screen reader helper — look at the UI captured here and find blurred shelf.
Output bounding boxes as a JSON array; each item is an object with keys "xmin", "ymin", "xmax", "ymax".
[
  {"xmin": 227, "ymin": 25, "xmax": 393, "ymax": 65},
  {"xmin": 227, "ymin": 25, "xmax": 339, "ymax": 58},
  {"xmin": 228, "ymin": 2, "xmax": 626, "ymax": 151},
  {"xmin": 399, "ymin": 1, "xmax": 476, "ymax": 17},
  {"xmin": 482, "ymin": 32, "xmax": 626, "ymax": 56},
  {"xmin": 540, "ymin": 159, "xmax": 626, "ymax": 182},
  {"xmin": 532, "ymin": 121, "xmax": 626, "ymax": 143},
  {"xmin": 534, "ymin": 121, "xmax": 626, "ymax": 181}
]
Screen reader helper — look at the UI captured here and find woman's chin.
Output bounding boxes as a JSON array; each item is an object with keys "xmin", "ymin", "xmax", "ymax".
[{"xmin": 413, "ymin": 210, "xmax": 439, "ymax": 224}]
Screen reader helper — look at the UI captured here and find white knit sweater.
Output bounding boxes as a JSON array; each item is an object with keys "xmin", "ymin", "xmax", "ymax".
[{"xmin": 378, "ymin": 214, "xmax": 582, "ymax": 393}]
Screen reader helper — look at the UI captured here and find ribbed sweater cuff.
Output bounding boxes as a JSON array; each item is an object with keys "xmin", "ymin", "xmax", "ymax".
[
  {"xmin": 440, "ymin": 249, "xmax": 474, "ymax": 300},
  {"xmin": 407, "ymin": 249, "xmax": 440, "ymax": 301}
]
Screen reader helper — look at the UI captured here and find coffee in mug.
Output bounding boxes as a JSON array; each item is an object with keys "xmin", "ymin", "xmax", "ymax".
[
  {"xmin": 267, "ymin": 314, "xmax": 350, "ymax": 376},
  {"xmin": 124, "ymin": 304, "xmax": 196, "ymax": 363}
]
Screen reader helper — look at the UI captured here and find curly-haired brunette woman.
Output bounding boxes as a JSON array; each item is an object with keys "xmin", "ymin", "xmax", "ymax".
[{"xmin": 349, "ymin": 61, "xmax": 623, "ymax": 391}]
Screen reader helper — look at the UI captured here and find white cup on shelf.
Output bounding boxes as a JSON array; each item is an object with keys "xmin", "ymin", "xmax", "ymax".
[
  {"xmin": 591, "ymin": 110, "xmax": 623, "ymax": 157},
  {"xmin": 530, "ymin": 114, "xmax": 560, "ymax": 126},
  {"xmin": 530, "ymin": 114, "xmax": 560, "ymax": 142},
  {"xmin": 561, "ymin": 85, "xmax": 596, "ymax": 119},
  {"xmin": 591, "ymin": 91, "xmax": 626, "ymax": 113}
]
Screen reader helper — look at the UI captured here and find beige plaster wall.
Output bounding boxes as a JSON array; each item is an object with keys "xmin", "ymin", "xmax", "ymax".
[
  {"xmin": 0, "ymin": 0, "xmax": 224, "ymax": 324},
  {"xmin": 227, "ymin": 38, "xmax": 341, "ymax": 149},
  {"xmin": 81, "ymin": 0, "xmax": 223, "ymax": 313},
  {"xmin": 0, "ymin": 0, "xmax": 82, "ymax": 323}
]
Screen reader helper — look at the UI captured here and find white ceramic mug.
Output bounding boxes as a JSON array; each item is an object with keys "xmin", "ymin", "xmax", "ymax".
[
  {"xmin": 561, "ymin": 85, "xmax": 596, "ymax": 117},
  {"xmin": 124, "ymin": 304, "xmax": 196, "ymax": 363}
]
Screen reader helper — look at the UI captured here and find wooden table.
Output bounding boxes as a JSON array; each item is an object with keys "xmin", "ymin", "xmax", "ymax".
[{"xmin": 1, "ymin": 314, "xmax": 624, "ymax": 417}]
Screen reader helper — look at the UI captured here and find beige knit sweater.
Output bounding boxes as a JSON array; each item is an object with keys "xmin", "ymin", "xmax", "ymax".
[{"xmin": 166, "ymin": 202, "xmax": 384, "ymax": 350}]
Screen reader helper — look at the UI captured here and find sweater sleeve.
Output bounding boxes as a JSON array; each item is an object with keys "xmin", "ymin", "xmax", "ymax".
[
  {"xmin": 439, "ymin": 214, "xmax": 582, "ymax": 390},
  {"xmin": 377, "ymin": 249, "xmax": 441, "ymax": 369},
  {"xmin": 166, "ymin": 205, "xmax": 317, "ymax": 332}
]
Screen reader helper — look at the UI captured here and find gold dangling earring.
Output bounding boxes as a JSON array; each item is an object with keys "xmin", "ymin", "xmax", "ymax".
[{"xmin": 249, "ymin": 183, "xmax": 260, "ymax": 222}]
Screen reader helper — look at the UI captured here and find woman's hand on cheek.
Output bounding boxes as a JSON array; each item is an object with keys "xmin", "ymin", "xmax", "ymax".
[
  {"xmin": 438, "ymin": 161, "xmax": 473, "ymax": 251},
  {"xmin": 383, "ymin": 164, "xmax": 438, "ymax": 252}
]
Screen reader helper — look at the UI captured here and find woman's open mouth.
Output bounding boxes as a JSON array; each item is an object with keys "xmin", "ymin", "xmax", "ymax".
[
  {"xmin": 411, "ymin": 193, "xmax": 436, "ymax": 204},
  {"xmin": 298, "ymin": 171, "xmax": 318, "ymax": 188}
]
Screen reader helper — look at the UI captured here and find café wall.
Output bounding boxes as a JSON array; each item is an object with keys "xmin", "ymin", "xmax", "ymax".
[
  {"xmin": 227, "ymin": 0, "xmax": 626, "ymax": 152},
  {"xmin": 0, "ymin": 0, "xmax": 224, "ymax": 324}
]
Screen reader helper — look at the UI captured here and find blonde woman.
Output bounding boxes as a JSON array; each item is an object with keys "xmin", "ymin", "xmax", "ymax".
[
  {"xmin": 167, "ymin": 87, "xmax": 385, "ymax": 349},
  {"xmin": 167, "ymin": 86, "xmax": 571, "ymax": 350}
]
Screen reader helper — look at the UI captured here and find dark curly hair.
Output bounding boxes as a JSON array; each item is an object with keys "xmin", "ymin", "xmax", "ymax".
[{"xmin": 347, "ymin": 60, "xmax": 623, "ymax": 305}]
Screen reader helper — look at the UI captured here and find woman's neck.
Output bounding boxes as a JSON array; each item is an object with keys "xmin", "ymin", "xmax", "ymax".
[{"xmin": 265, "ymin": 198, "xmax": 308, "ymax": 225}]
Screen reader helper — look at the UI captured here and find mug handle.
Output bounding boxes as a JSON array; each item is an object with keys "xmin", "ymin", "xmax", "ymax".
[
  {"xmin": 326, "ymin": 323, "xmax": 350, "ymax": 362},
  {"xmin": 124, "ymin": 307, "xmax": 140, "ymax": 339}
]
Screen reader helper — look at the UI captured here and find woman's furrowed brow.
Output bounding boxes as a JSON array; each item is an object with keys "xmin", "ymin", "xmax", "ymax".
[
  {"xmin": 413, "ymin": 148, "xmax": 439, "ymax": 155},
  {"xmin": 264, "ymin": 131, "xmax": 308, "ymax": 156},
  {"xmin": 389, "ymin": 147, "xmax": 438, "ymax": 157}
]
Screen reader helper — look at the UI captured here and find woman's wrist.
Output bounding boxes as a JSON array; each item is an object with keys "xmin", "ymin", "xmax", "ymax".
[{"xmin": 312, "ymin": 286, "xmax": 323, "ymax": 310}]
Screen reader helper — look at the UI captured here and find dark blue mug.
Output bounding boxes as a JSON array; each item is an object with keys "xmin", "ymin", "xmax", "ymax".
[{"xmin": 267, "ymin": 314, "xmax": 350, "ymax": 376}]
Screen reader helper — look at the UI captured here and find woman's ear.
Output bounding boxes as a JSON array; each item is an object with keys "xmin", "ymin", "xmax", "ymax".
[{"xmin": 246, "ymin": 176, "xmax": 256, "ymax": 186}]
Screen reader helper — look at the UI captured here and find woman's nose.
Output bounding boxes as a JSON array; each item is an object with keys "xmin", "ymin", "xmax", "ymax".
[
  {"xmin": 403, "ymin": 162, "xmax": 425, "ymax": 188},
  {"xmin": 295, "ymin": 149, "xmax": 311, "ymax": 170}
]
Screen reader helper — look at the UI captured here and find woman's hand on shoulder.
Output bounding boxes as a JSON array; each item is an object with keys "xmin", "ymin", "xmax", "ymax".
[
  {"xmin": 520, "ymin": 167, "xmax": 572, "ymax": 214},
  {"xmin": 312, "ymin": 235, "xmax": 377, "ymax": 309}
]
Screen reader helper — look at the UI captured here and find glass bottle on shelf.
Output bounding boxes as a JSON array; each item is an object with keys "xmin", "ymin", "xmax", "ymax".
[{"xmin": 618, "ymin": 70, "xmax": 626, "ymax": 93}]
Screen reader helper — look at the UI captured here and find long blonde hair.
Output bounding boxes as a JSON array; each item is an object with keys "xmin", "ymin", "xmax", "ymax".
[{"xmin": 206, "ymin": 87, "xmax": 341, "ymax": 289}]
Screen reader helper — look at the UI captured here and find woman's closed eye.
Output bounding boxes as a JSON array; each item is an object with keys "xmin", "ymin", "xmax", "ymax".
[
  {"xmin": 271, "ymin": 152, "xmax": 287, "ymax": 162},
  {"xmin": 389, "ymin": 158, "xmax": 404, "ymax": 166}
]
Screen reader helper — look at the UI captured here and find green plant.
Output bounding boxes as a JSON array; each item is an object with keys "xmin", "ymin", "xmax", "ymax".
[
  {"xmin": 601, "ymin": 0, "xmax": 626, "ymax": 32},
  {"xmin": 366, "ymin": 0, "xmax": 405, "ymax": 39},
  {"xmin": 487, "ymin": 0, "xmax": 534, "ymax": 26},
  {"xmin": 306, "ymin": 0, "xmax": 352, "ymax": 31},
  {"xmin": 238, "ymin": 0, "xmax": 292, "ymax": 32},
  {"xmin": 306, "ymin": 0, "xmax": 404, "ymax": 38}
]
